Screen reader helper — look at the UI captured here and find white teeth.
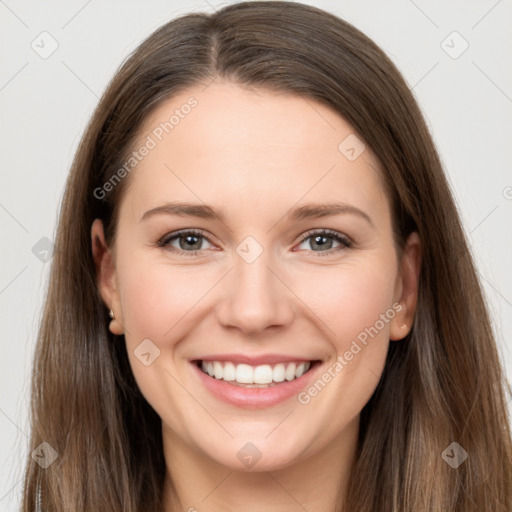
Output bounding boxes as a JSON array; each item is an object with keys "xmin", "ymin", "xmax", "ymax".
[
  {"xmin": 200, "ymin": 360, "xmax": 312, "ymax": 385},
  {"xmin": 253, "ymin": 364, "xmax": 273, "ymax": 384},
  {"xmin": 285, "ymin": 363, "xmax": 296, "ymax": 381},
  {"xmin": 295, "ymin": 362, "xmax": 306, "ymax": 378},
  {"xmin": 236, "ymin": 364, "xmax": 253, "ymax": 384},
  {"xmin": 213, "ymin": 361, "xmax": 223, "ymax": 380},
  {"xmin": 273, "ymin": 363, "xmax": 285, "ymax": 382},
  {"xmin": 223, "ymin": 362, "xmax": 236, "ymax": 381}
]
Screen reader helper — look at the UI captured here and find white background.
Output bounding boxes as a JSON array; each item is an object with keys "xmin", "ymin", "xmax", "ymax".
[{"xmin": 1, "ymin": 1, "xmax": 511, "ymax": 510}]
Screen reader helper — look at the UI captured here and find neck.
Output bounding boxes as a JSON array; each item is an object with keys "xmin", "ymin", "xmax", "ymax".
[{"xmin": 161, "ymin": 416, "xmax": 359, "ymax": 512}]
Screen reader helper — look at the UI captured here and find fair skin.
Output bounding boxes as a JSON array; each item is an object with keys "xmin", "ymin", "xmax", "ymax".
[{"xmin": 92, "ymin": 81, "xmax": 420, "ymax": 512}]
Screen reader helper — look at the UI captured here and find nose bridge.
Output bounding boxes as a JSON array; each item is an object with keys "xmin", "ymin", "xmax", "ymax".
[{"xmin": 215, "ymin": 239, "xmax": 294, "ymax": 333}]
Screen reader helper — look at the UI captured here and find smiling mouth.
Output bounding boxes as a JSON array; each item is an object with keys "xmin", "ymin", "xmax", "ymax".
[{"xmin": 195, "ymin": 360, "xmax": 319, "ymax": 388}]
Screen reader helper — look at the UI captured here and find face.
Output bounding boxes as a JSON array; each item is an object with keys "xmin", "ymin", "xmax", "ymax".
[{"xmin": 92, "ymin": 81, "xmax": 420, "ymax": 472}]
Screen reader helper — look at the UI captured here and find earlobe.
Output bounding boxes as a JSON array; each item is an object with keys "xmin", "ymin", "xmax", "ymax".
[
  {"xmin": 91, "ymin": 219, "xmax": 124, "ymax": 335},
  {"xmin": 390, "ymin": 232, "xmax": 421, "ymax": 341}
]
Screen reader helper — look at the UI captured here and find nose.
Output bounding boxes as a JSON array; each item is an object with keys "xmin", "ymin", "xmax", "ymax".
[{"xmin": 215, "ymin": 249, "xmax": 295, "ymax": 336}]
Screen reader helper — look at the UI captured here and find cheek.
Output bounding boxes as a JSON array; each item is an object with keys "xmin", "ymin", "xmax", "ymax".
[
  {"xmin": 337, "ymin": 267, "xmax": 395, "ymax": 339},
  {"xmin": 289, "ymin": 259, "xmax": 397, "ymax": 441},
  {"xmin": 289, "ymin": 255, "xmax": 398, "ymax": 346},
  {"xmin": 114, "ymin": 254, "xmax": 214, "ymax": 423},
  {"xmin": 117, "ymin": 256, "xmax": 213, "ymax": 344}
]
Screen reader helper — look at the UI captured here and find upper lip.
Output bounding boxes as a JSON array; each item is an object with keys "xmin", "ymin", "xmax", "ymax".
[{"xmin": 192, "ymin": 354, "xmax": 319, "ymax": 365}]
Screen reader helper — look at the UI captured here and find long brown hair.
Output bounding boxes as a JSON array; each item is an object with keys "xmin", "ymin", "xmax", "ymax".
[{"xmin": 21, "ymin": 2, "xmax": 512, "ymax": 511}]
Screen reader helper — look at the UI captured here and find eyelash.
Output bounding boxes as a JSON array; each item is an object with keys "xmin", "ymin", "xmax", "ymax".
[{"xmin": 157, "ymin": 228, "xmax": 353, "ymax": 257}]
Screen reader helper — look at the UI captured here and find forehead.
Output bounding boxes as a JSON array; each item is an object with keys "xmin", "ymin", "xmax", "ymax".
[{"xmin": 120, "ymin": 81, "xmax": 389, "ymax": 227}]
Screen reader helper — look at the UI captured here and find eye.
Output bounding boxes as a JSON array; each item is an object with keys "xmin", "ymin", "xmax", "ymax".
[
  {"xmin": 157, "ymin": 228, "xmax": 352, "ymax": 257},
  {"xmin": 295, "ymin": 229, "xmax": 352, "ymax": 255},
  {"xmin": 157, "ymin": 229, "xmax": 215, "ymax": 254}
]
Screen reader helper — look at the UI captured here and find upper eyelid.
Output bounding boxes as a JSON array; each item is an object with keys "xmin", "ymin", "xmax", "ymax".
[
  {"xmin": 158, "ymin": 228, "xmax": 216, "ymax": 248},
  {"xmin": 298, "ymin": 228, "xmax": 350, "ymax": 243}
]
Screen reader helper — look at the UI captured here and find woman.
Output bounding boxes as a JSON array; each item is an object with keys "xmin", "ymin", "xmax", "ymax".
[{"xmin": 21, "ymin": 1, "xmax": 512, "ymax": 511}]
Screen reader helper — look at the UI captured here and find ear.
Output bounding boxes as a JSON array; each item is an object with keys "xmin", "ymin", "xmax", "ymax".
[
  {"xmin": 91, "ymin": 219, "xmax": 124, "ymax": 335},
  {"xmin": 390, "ymin": 231, "xmax": 421, "ymax": 341}
]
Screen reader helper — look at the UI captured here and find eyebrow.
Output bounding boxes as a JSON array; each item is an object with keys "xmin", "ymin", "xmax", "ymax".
[{"xmin": 140, "ymin": 201, "xmax": 374, "ymax": 227}]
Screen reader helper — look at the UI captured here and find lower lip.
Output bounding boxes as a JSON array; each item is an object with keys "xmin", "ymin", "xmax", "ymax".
[{"xmin": 191, "ymin": 361, "xmax": 321, "ymax": 409}]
